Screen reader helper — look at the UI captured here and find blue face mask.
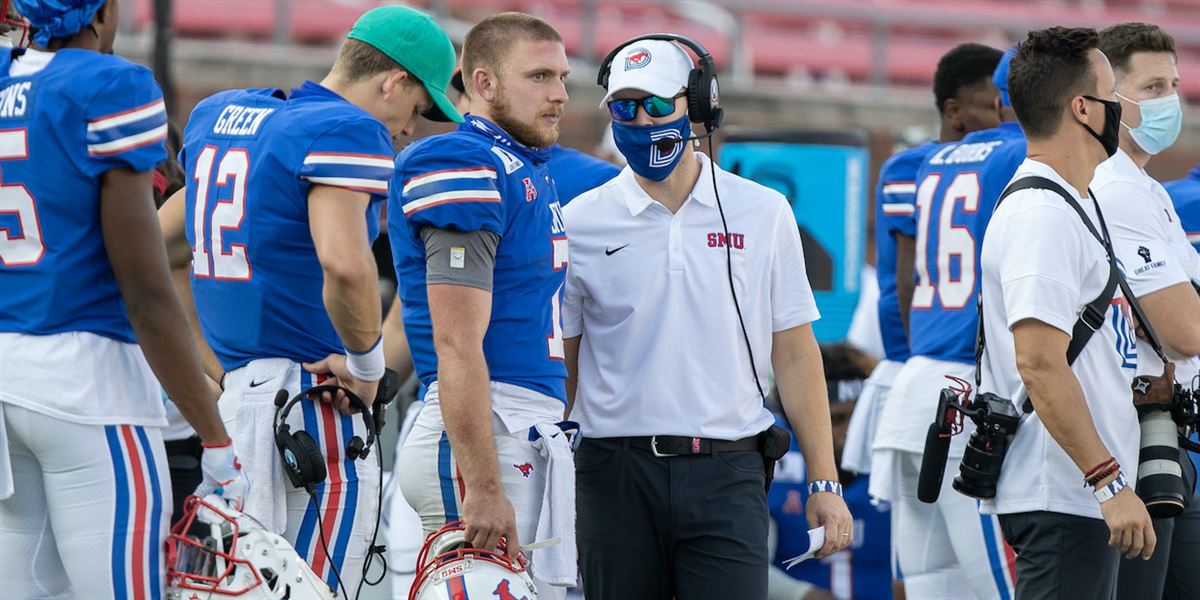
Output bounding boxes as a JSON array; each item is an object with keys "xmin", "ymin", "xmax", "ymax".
[
  {"xmin": 611, "ymin": 114, "xmax": 692, "ymax": 181},
  {"xmin": 1118, "ymin": 92, "xmax": 1182, "ymax": 155}
]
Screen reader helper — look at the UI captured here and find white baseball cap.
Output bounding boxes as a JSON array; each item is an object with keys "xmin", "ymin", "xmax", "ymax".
[{"xmin": 599, "ymin": 39, "xmax": 693, "ymax": 107}]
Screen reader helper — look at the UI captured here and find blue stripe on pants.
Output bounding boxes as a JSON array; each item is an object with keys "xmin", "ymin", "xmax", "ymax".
[
  {"xmin": 136, "ymin": 427, "xmax": 164, "ymax": 600},
  {"xmin": 105, "ymin": 426, "xmax": 129, "ymax": 600},
  {"xmin": 294, "ymin": 371, "xmax": 322, "ymax": 559},
  {"xmin": 438, "ymin": 432, "xmax": 459, "ymax": 522},
  {"xmin": 980, "ymin": 513, "xmax": 1011, "ymax": 600}
]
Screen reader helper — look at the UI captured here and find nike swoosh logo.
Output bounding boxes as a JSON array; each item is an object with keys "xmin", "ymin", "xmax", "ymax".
[
  {"xmin": 605, "ymin": 244, "xmax": 630, "ymax": 256},
  {"xmin": 248, "ymin": 378, "xmax": 272, "ymax": 388}
]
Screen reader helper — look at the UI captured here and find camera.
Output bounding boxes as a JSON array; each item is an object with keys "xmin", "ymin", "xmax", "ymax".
[
  {"xmin": 918, "ymin": 379, "xmax": 1022, "ymax": 503},
  {"xmin": 1134, "ymin": 375, "xmax": 1199, "ymax": 518}
]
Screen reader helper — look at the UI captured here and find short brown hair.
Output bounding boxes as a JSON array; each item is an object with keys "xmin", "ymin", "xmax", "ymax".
[
  {"xmin": 1099, "ymin": 23, "xmax": 1176, "ymax": 79},
  {"xmin": 461, "ymin": 12, "xmax": 562, "ymax": 92},
  {"xmin": 1008, "ymin": 26, "xmax": 1100, "ymax": 139},
  {"xmin": 332, "ymin": 38, "xmax": 407, "ymax": 83}
]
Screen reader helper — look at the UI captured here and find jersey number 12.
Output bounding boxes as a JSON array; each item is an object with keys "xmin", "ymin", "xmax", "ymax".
[{"xmin": 191, "ymin": 146, "xmax": 251, "ymax": 280}]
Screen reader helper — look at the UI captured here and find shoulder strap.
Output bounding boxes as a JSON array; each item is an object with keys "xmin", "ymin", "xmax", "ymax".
[{"xmin": 975, "ymin": 176, "xmax": 1167, "ymax": 414}]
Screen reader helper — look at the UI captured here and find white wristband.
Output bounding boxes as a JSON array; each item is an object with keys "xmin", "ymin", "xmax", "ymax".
[
  {"xmin": 345, "ymin": 335, "xmax": 385, "ymax": 382},
  {"xmin": 1093, "ymin": 472, "xmax": 1127, "ymax": 504},
  {"xmin": 808, "ymin": 480, "xmax": 843, "ymax": 497}
]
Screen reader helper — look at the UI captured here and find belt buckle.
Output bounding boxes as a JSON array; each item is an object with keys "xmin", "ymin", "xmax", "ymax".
[{"xmin": 650, "ymin": 436, "xmax": 682, "ymax": 457}]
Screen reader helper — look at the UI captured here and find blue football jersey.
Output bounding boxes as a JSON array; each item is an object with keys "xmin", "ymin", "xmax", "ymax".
[
  {"xmin": 0, "ymin": 49, "xmax": 167, "ymax": 342},
  {"xmin": 769, "ymin": 417, "xmax": 893, "ymax": 600},
  {"xmin": 909, "ymin": 122, "xmax": 1026, "ymax": 363},
  {"xmin": 875, "ymin": 142, "xmax": 938, "ymax": 362},
  {"xmin": 180, "ymin": 81, "xmax": 394, "ymax": 371},
  {"xmin": 1163, "ymin": 163, "xmax": 1200, "ymax": 252},
  {"xmin": 547, "ymin": 145, "xmax": 619, "ymax": 205},
  {"xmin": 390, "ymin": 115, "xmax": 567, "ymax": 402}
]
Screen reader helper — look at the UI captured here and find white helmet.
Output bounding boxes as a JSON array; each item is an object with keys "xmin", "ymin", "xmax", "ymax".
[
  {"xmin": 166, "ymin": 495, "xmax": 334, "ymax": 600},
  {"xmin": 409, "ymin": 521, "xmax": 538, "ymax": 600}
]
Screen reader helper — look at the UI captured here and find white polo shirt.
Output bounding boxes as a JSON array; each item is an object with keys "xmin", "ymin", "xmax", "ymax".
[
  {"xmin": 561, "ymin": 152, "xmax": 820, "ymax": 440},
  {"xmin": 979, "ymin": 158, "xmax": 1139, "ymax": 520},
  {"xmin": 1093, "ymin": 149, "xmax": 1200, "ymax": 384}
]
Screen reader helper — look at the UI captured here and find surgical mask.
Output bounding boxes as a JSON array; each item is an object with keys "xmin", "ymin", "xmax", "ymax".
[
  {"xmin": 1081, "ymin": 95, "xmax": 1122, "ymax": 158},
  {"xmin": 1116, "ymin": 92, "xmax": 1183, "ymax": 155},
  {"xmin": 611, "ymin": 113, "xmax": 692, "ymax": 181}
]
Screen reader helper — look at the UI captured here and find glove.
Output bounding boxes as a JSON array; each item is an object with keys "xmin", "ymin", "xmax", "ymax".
[{"xmin": 195, "ymin": 440, "xmax": 249, "ymax": 512}]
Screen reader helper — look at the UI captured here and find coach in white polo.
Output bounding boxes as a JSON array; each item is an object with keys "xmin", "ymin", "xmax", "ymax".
[{"xmin": 561, "ymin": 36, "xmax": 852, "ymax": 600}]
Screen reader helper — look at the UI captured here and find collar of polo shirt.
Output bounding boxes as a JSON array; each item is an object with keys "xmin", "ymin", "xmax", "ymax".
[{"xmin": 620, "ymin": 152, "xmax": 718, "ymax": 215}]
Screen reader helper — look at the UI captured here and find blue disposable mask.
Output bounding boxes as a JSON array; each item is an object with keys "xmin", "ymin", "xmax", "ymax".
[
  {"xmin": 611, "ymin": 114, "xmax": 692, "ymax": 181},
  {"xmin": 1117, "ymin": 92, "xmax": 1182, "ymax": 155}
]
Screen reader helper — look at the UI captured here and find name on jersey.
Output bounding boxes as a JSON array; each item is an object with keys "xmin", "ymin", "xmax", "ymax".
[
  {"xmin": 0, "ymin": 81, "xmax": 31, "ymax": 118},
  {"xmin": 927, "ymin": 140, "xmax": 1004, "ymax": 166},
  {"xmin": 212, "ymin": 104, "xmax": 276, "ymax": 136}
]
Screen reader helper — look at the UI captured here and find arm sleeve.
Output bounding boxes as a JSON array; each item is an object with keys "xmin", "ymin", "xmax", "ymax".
[
  {"xmin": 771, "ymin": 199, "xmax": 821, "ymax": 331},
  {"xmin": 82, "ymin": 64, "xmax": 168, "ymax": 176},
  {"xmin": 996, "ymin": 200, "xmax": 1089, "ymax": 334},
  {"xmin": 392, "ymin": 138, "xmax": 506, "ymax": 236},
  {"xmin": 421, "ymin": 227, "xmax": 499, "ymax": 291},
  {"xmin": 878, "ymin": 160, "xmax": 919, "ymax": 238},
  {"xmin": 299, "ymin": 117, "xmax": 395, "ymax": 201}
]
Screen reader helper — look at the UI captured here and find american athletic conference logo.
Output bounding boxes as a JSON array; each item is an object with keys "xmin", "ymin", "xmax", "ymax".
[
  {"xmin": 624, "ymin": 47, "xmax": 651, "ymax": 71},
  {"xmin": 649, "ymin": 128, "xmax": 684, "ymax": 167}
]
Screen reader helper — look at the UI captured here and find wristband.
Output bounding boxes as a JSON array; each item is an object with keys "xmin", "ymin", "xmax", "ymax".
[
  {"xmin": 1085, "ymin": 457, "xmax": 1117, "ymax": 479},
  {"xmin": 346, "ymin": 335, "xmax": 385, "ymax": 382},
  {"xmin": 808, "ymin": 480, "xmax": 843, "ymax": 497},
  {"xmin": 1093, "ymin": 472, "xmax": 1127, "ymax": 504},
  {"xmin": 1085, "ymin": 462, "xmax": 1120, "ymax": 488}
]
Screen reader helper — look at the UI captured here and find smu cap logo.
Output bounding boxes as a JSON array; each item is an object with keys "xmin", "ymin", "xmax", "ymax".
[{"xmin": 624, "ymin": 47, "xmax": 651, "ymax": 71}]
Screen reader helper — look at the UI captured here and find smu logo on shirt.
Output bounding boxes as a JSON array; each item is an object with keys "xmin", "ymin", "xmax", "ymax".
[{"xmin": 707, "ymin": 232, "xmax": 745, "ymax": 249}]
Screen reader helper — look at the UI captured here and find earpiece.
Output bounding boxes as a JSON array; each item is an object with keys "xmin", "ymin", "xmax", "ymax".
[{"xmin": 597, "ymin": 33, "xmax": 724, "ymax": 132}]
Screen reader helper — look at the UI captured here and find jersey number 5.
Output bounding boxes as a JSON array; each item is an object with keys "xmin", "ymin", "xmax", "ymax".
[
  {"xmin": 191, "ymin": 146, "xmax": 251, "ymax": 280},
  {"xmin": 912, "ymin": 172, "xmax": 980, "ymax": 310},
  {"xmin": 0, "ymin": 129, "xmax": 43, "ymax": 267}
]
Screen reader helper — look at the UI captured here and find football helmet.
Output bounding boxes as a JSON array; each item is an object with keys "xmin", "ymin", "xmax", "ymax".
[
  {"xmin": 166, "ymin": 495, "xmax": 334, "ymax": 600},
  {"xmin": 0, "ymin": 0, "xmax": 28, "ymax": 48},
  {"xmin": 409, "ymin": 521, "xmax": 538, "ymax": 600}
]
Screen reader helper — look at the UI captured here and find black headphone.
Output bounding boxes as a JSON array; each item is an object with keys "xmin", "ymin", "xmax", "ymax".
[
  {"xmin": 597, "ymin": 33, "xmax": 724, "ymax": 133},
  {"xmin": 273, "ymin": 385, "xmax": 377, "ymax": 492}
]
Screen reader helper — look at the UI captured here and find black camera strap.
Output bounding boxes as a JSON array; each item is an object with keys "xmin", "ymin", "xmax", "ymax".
[{"xmin": 976, "ymin": 175, "xmax": 1169, "ymax": 414}]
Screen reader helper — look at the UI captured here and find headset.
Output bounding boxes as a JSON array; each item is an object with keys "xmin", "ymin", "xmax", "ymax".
[
  {"xmin": 597, "ymin": 33, "xmax": 725, "ymax": 133},
  {"xmin": 274, "ymin": 385, "xmax": 377, "ymax": 491},
  {"xmin": 597, "ymin": 34, "xmax": 765, "ymax": 403}
]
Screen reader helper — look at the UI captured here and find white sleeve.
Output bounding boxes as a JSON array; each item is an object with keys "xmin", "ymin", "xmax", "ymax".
[
  {"xmin": 562, "ymin": 261, "xmax": 586, "ymax": 338},
  {"xmin": 771, "ymin": 201, "xmax": 821, "ymax": 331},
  {"xmin": 1100, "ymin": 181, "xmax": 1190, "ymax": 296},
  {"xmin": 996, "ymin": 200, "xmax": 1090, "ymax": 334}
]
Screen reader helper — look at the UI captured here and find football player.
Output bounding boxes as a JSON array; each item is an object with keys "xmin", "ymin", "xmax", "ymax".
[
  {"xmin": 158, "ymin": 5, "xmax": 460, "ymax": 593},
  {"xmin": 1164, "ymin": 163, "xmax": 1200, "ymax": 253},
  {"xmin": 0, "ymin": 0, "xmax": 246, "ymax": 597},
  {"xmin": 390, "ymin": 12, "xmax": 575, "ymax": 599},
  {"xmin": 872, "ymin": 46, "xmax": 1025, "ymax": 599}
]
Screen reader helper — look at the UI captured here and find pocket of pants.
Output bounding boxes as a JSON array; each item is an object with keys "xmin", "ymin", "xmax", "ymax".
[
  {"xmin": 718, "ymin": 450, "xmax": 767, "ymax": 476},
  {"xmin": 575, "ymin": 440, "xmax": 621, "ymax": 474}
]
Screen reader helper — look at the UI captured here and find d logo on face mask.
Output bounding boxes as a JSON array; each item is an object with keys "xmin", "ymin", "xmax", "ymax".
[{"xmin": 611, "ymin": 113, "xmax": 692, "ymax": 181}]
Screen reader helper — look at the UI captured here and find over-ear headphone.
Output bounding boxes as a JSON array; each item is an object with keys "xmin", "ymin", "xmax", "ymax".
[
  {"xmin": 597, "ymin": 33, "xmax": 725, "ymax": 133},
  {"xmin": 273, "ymin": 385, "xmax": 377, "ymax": 492}
]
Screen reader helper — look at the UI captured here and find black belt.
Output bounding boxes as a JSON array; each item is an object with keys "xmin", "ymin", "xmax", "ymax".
[{"xmin": 615, "ymin": 435, "xmax": 760, "ymax": 457}]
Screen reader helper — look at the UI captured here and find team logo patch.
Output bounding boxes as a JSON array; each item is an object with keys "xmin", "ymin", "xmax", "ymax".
[
  {"xmin": 706, "ymin": 232, "xmax": 745, "ymax": 249},
  {"xmin": 494, "ymin": 579, "xmax": 529, "ymax": 600},
  {"xmin": 1137, "ymin": 246, "xmax": 1152, "ymax": 264},
  {"xmin": 522, "ymin": 177, "xmax": 537, "ymax": 201},
  {"xmin": 513, "ymin": 463, "xmax": 534, "ymax": 478},
  {"xmin": 624, "ymin": 47, "xmax": 652, "ymax": 71}
]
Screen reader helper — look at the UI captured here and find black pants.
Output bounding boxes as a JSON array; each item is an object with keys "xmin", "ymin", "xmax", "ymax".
[
  {"xmin": 576, "ymin": 437, "xmax": 769, "ymax": 600},
  {"xmin": 1116, "ymin": 490, "xmax": 1200, "ymax": 600},
  {"xmin": 999, "ymin": 511, "xmax": 1119, "ymax": 600}
]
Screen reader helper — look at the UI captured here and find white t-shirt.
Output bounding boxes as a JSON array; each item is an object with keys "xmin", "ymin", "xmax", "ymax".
[
  {"xmin": 562, "ymin": 153, "xmax": 820, "ymax": 440},
  {"xmin": 1093, "ymin": 149, "xmax": 1200, "ymax": 384},
  {"xmin": 0, "ymin": 331, "xmax": 166, "ymax": 426},
  {"xmin": 979, "ymin": 159, "xmax": 1138, "ymax": 520}
]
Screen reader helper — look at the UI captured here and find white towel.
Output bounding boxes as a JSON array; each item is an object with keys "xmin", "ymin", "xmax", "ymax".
[
  {"xmin": 528, "ymin": 421, "xmax": 577, "ymax": 587},
  {"xmin": 840, "ymin": 360, "xmax": 903, "ymax": 474},
  {"xmin": 221, "ymin": 359, "xmax": 295, "ymax": 534},
  {"xmin": 0, "ymin": 403, "xmax": 12, "ymax": 500}
]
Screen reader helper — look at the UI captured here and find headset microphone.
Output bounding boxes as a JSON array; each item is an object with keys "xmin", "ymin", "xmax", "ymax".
[
  {"xmin": 274, "ymin": 389, "xmax": 289, "ymax": 409},
  {"xmin": 652, "ymin": 131, "xmax": 715, "ymax": 154}
]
